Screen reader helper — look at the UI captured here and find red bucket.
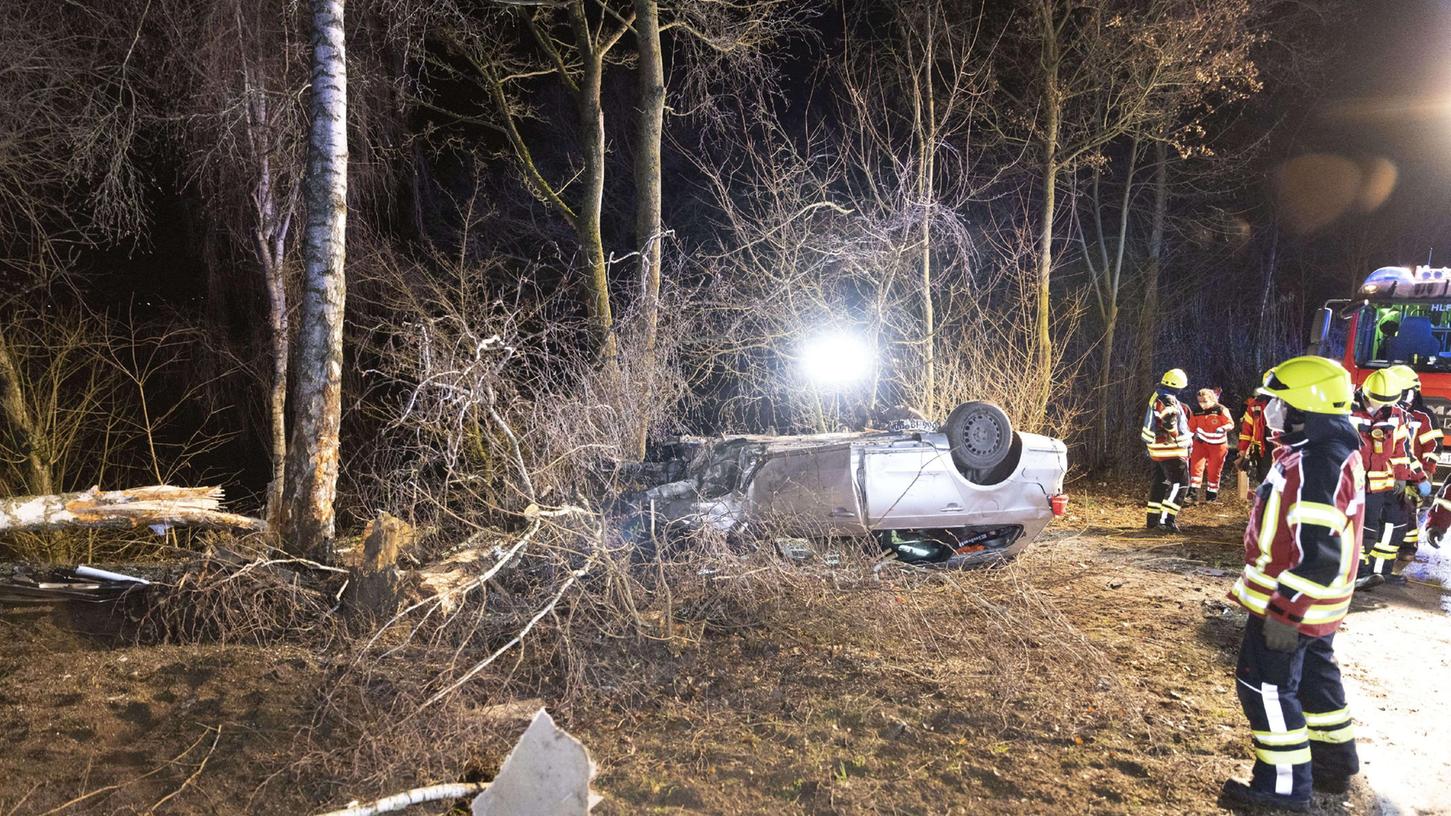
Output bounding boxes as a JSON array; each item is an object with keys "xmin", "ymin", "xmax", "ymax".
[{"xmin": 1049, "ymin": 494, "xmax": 1069, "ymax": 517}]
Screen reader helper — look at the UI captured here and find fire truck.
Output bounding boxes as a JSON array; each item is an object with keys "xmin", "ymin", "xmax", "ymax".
[{"xmin": 1309, "ymin": 265, "xmax": 1451, "ymax": 474}]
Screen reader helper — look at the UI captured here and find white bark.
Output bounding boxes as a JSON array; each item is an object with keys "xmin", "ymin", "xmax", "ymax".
[
  {"xmin": 0, "ymin": 485, "xmax": 265, "ymax": 533},
  {"xmin": 283, "ymin": 0, "xmax": 348, "ymax": 559},
  {"xmin": 315, "ymin": 784, "xmax": 488, "ymax": 816}
]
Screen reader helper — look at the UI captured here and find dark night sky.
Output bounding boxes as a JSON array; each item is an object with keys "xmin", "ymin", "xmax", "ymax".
[{"xmin": 1304, "ymin": 0, "xmax": 1451, "ymax": 267}]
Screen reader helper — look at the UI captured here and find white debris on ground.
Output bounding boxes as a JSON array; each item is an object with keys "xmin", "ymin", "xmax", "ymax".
[
  {"xmin": 471, "ymin": 708, "xmax": 599, "ymax": 816},
  {"xmin": 1336, "ymin": 547, "xmax": 1451, "ymax": 816}
]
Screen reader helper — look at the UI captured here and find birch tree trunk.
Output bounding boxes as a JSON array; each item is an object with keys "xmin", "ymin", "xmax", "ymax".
[
  {"xmin": 243, "ymin": 86, "xmax": 294, "ymax": 530},
  {"xmin": 1096, "ymin": 140, "xmax": 1138, "ymax": 460},
  {"xmin": 631, "ymin": 0, "xmax": 664, "ymax": 459},
  {"xmin": 282, "ymin": 0, "xmax": 347, "ymax": 560},
  {"xmin": 1135, "ymin": 141, "xmax": 1168, "ymax": 397},
  {"xmin": 1032, "ymin": 2, "xmax": 1062, "ymax": 429},
  {"xmin": 571, "ymin": 2, "xmax": 619, "ymax": 368},
  {"xmin": 914, "ymin": 28, "xmax": 938, "ymax": 420},
  {"xmin": 0, "ymin": 335, "xmax": 50, "ymax": 495},
  {"xmin": 0, "ymin": 485, "xmax": 264, "ymax": 533}
]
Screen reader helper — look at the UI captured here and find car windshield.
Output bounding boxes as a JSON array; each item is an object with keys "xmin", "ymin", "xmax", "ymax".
[{"xmin": 1353, "ymin": 302, "xmax": 1451, "ymax": 371}]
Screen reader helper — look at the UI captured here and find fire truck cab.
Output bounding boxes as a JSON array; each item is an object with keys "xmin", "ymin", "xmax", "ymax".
[{"xmin": 1309, "ymin": 265, "xmax": 1451, "ymax": 476}]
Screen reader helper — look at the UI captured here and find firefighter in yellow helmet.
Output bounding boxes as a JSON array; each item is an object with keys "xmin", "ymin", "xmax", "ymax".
[
  {"xmin": 1141, "ymin": 368, "xmax": 1191, "ymax": 532},
  {"xmin": 1387, "ymin": 364, "xmax": 1441, "ymax": 561},
  {"xmin": 1221, "ymin": 356, "xmax": 1362, "ymax": 812},
  {"xmin": 1351, "ymin": 367, "xmax": 1431, "ymax": 588}
]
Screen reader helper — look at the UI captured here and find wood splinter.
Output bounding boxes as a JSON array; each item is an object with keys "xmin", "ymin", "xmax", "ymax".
[{"xmin": 0, "ymin": 485, "xmax": 267, "ymax": 534}]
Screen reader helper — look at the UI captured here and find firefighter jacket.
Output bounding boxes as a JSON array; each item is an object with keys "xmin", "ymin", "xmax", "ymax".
[
  {"xmin": 1229, "ymin": 414, "xmax": 1364, "ymax": 637},
  {"xmin": 1351, "ymin": 404, "xmax": 1423, "ymax": 492},
  {"xmin": 1141, "ymin": 392, "xmax": 1191, "ymax": 461},
  {"xmin": 1427, "ymin": 480, "xmax": 1451, "ymax": 532},
  {"xmin": 1188, "ymin": 405, "xmax": 1235, "ymax": 449},
  {"xmin": 1408, "ymin": 406, "xmax": 1442, "ymax": 474},
  {"xmin": 1238, "ymin": 397, "xmax": 1269, "ymax": 457}
]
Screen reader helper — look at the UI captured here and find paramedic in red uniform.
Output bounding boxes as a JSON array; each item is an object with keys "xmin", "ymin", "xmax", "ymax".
[{"xmin": 1187, "ymin": 387, "xmax": 1236, "ymax": 503}]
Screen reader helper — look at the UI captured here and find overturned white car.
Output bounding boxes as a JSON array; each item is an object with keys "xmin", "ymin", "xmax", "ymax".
[{"xmin": 626, "ymin": 402, "xmax": 1069, "ymax": 567}]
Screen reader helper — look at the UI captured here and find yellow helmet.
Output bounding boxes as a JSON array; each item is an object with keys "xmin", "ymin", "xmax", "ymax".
[
  {"xmin": 1387, "ymin": 364, "xmax": 1420, "ymax": 392},
  {"xmin": 1160, "ymin": 368, "xmax": 1188, "ymax": 389},
  {"xmin": 1258, "ymin": 356, "xmax": 1353, "ymax": 415},
  {"xmin": 1362, "ymin": 368, "xmax": 1403, "ymax": 406}
]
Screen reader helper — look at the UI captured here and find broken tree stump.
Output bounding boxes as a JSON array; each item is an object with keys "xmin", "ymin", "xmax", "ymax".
[
  {"xmin": 0, "ymin": 485, "xmax": 265, "ymax": 534},
  {"xmin": 343, "ymin": 512, "xmax": 413, "ymax": 618}
]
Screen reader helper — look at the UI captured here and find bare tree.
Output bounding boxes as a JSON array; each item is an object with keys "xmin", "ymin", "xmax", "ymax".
[
  {"xmin": 837, "ymin": 0, "xmax": 996, "ymax": 418},
  {"xmin": 282, "ymin": 0, "xmax": 349, "ymax": 559},
  {"xmin": 999, "ymin": 0, "xmax": 1259, "ymax": 420},
  {"xmin": 426, "ymin": 2, "xmax": 634, "ymax": 369},
  {"xmin": 158, "ymin": 0, "xmax": 307, "ymax": 526}
]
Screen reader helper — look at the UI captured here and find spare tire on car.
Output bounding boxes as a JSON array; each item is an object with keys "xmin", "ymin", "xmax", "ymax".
[{"xmin": 944, "ymin": 401, "xmax": 1018, "ymax": 483}]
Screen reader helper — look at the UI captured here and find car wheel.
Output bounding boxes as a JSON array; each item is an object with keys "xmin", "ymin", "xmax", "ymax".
[{"xmin": 944, "ymin": 401, "xmax": 1014, "ymax": 477}]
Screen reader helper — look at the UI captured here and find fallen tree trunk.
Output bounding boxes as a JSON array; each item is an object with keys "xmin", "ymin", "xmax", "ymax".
[{"xmin": 0, "ymin": 485, "xmax": 266, "ymax": 534}]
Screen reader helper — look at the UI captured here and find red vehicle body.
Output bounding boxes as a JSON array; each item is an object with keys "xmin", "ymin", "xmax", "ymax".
[{"xmin": 1310, "ymin": 265, "xmax": 1451, "ymax": 476}]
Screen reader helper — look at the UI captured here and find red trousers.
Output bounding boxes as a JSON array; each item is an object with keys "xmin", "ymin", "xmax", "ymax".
[{"xmin": 1190, "ymin": 443, "xmax": 1229, "ymax": 493}]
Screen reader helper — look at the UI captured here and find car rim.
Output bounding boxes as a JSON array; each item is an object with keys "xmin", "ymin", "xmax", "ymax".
[{"xmin": 963, "ymin": 415, "xmax": 1002, "ymax": 456}]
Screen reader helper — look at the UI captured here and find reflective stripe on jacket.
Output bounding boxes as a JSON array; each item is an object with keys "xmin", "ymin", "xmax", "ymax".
[
  {"xmin": 1238, "ymin": 399, "xmax": 1268, "ymax": 456},
  {"xmin": 1351, "ymin": 405, "xmax": 1422, "ymax": 492},
  {"xmin": 1409, "ymin": 407, "xmax": 1442, "ymax": 475},
  {"xmin": 1189, "ymin": 405, "xmax": 1235, "ymax": 448},
  {"xmin": 1230, "ymin": 422, "xmax": 1365, "ymax": 637}
]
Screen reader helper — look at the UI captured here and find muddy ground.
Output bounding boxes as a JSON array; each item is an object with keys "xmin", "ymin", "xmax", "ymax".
[{"xmin": 0, "ymin": 488, "xmax": 1445, "ymax": 815}]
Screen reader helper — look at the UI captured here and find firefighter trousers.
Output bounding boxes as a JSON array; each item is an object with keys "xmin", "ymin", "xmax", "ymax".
[
  {"xmin": 1362, "ymin": 491, "xmax": 1410, "ymax": 577},
  {"xmin": 1236, "ymin": 616, "xmax": 1359, "ymax": 801},
  {"xmin": 1146, "ymin": 457, "xmax": 1188, "ymax": 525},
  {"xmin": 1189, "ymin": 444, "xmax": 1229, "ymax": 497}
]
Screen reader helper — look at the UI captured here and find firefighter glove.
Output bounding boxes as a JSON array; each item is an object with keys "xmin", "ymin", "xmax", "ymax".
[
  {"xmin": 1263, "ymin": 616, "xmax": 1299, "ymax": 653},
  {"xmin": 1430, "ymin": 527, "xmax": 1446, "ymax": 549}
]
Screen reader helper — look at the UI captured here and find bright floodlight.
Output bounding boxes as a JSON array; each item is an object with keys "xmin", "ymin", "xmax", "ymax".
[{"xmin": 799, "ymin": 330, "xmax": 874, "ymax": 388}]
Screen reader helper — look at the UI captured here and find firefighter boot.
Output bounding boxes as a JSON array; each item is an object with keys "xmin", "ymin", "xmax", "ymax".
[
  {"xmin": 1162, "ymin": 517, "xmax": 1182, "ymax": 534},
  {"xmin": 1206, "ymin": 488, "xmax": 1220, "ymax": 503},
  {"xmin": 1217, "ymin": 780, "xmax": 1310, "ymax": 813},
  {"xmin": 1354, "ymin": 563, "xmax": 1384, "ymax": 591},
  {"xmin": 1184, "ymin": 487, "xmax": 1199, "ymax": 505}
]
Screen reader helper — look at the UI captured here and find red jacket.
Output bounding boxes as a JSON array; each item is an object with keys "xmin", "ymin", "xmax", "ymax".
[
  {"xmin": 1238, "ymin": 397, "xmax": 1268, "ymax": 457},
  {"xmin": 1408, "ymin": 406, "xmax": 1442, "ymax": 475},
  {"xmin": 1229, "ymin": 419, "xmax": 1364, "ymax": 637},
  {"xmin": 1351, "ymin": 404, "xmax": 1422, "ymax": 492},
  {"xmin": 1188, "ymin": 404, "xmax": 1235, "ymax": 450}
]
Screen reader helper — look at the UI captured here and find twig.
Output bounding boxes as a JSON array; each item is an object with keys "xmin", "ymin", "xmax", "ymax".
[
  {"xmin": 313, "ymin": 782, "xmax": 489, "ymax": 816},
  {"xmin": 37, "ymin": 726, "xmax": 213, "ymax": 815},
  {"xmin": 418, "ymin": 560, "xmax": 591, "ymax": 711},
  {"xmin": 145, "ymin": 724, "xmax": 222, "ymax": 813}
]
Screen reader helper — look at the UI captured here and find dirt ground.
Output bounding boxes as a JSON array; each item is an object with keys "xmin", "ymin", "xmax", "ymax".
[{"xmin": 0, "ymin": 486, "xmax": 1445, "ymax": 815}]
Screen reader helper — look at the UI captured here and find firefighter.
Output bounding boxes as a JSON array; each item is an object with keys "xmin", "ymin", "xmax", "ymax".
[
  {"xmin": 1219, "ymin": 356, "xmax": 1361, "ymax": 813},
  {"xmin": 1351, "ymin": 368, "xmax": 1430, "ymax": 588},
  {"xmin": 1237, "ymin": 393, "xmax": 1274, "ymax": 495},
  {"xmin": 1187, "ymin": 387, "xmax": 1236, "ymax": 503},
  {"xmin": 1389, "ymin": 364, "xmax": 1440, "ymax": 560},
  {"xmin": 1142, "ymin": 368, "xmax": 1192, "ymax": 532}
]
